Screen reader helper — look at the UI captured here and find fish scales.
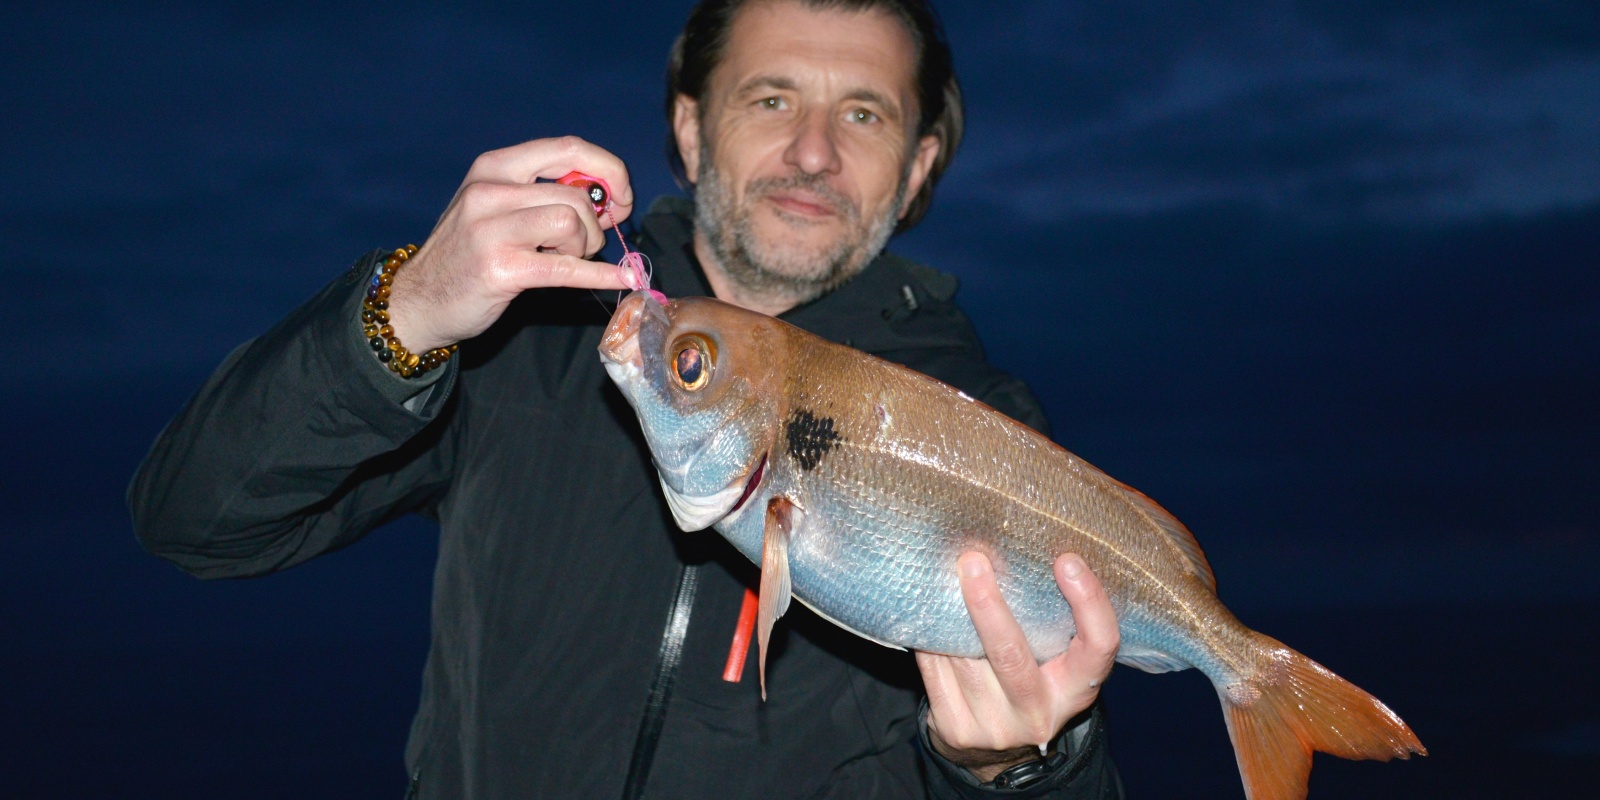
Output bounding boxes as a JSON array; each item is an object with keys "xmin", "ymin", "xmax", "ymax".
[
  {"xmin": 783, "ymin": 335, "xmax": 1244, "ymax": 672},
  {"xmin": 599, "ymin": 293, "xmax": 1425, "ymax": 800}
]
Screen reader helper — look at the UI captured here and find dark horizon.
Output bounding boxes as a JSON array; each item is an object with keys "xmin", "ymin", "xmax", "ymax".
[{"xmin": 4, "ymin": 1, "xmax": 1596, "ymax": 796}]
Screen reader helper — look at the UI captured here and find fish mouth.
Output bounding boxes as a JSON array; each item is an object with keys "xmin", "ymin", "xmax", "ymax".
[{"xmin": 598, "ymin": 290, "xmax": 668, "ymax": 368}]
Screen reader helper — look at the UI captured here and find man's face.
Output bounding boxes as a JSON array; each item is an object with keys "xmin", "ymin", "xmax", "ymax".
[{"xmin": 676, "ymin": 0, "xmax": 941, "ymax": 304}]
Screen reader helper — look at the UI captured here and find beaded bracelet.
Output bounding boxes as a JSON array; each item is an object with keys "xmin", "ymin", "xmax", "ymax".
[{"xmin": 360, "ymin": 245, "xmax": 458, "ymax": 379}]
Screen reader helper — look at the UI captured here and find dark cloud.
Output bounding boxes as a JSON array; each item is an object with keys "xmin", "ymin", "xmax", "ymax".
[
  {"xmin": 943, "ymin": 1, "xmax": 1251, "ymax": 118},
  {"xmin": 0, "ymin": 1, "xmax": 681, "ymax": 213},
  {"xmin": 934, "ymin": 0, "xmax": 1600, "ymax": 221},
  {"xmin": 1300, "ymin": 0, "xmax": 1600, "ymax": 67}
]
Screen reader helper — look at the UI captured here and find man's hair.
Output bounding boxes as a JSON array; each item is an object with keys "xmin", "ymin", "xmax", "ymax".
[{"xmin": 665, "ymin": 0, "xmax": 962, "ymax": 234}]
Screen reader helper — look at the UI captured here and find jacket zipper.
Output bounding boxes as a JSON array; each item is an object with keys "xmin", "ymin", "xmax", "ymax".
[{"xmin": 620, "ymin": 563, "xmax": 700, "ymax": 800}]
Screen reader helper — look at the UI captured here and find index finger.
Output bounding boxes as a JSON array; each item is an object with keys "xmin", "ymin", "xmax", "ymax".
[
  {"xmin": 956, "ymin": 552, "xmax": 1048, "ymax": 712},
  {"xmin": 507, "ymin": 250, "xmax": 632, "ymax": 293},
  {"xmin": 465, "ymin": 136, "xmax": 635, "ymax": 220}
]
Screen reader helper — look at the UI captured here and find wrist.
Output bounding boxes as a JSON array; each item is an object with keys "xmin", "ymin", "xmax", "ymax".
[
  {"xmin": 385, "ymin": 276, "xmax": 448, "ymax": 354},
  {"xmin": 928, "ymin": 734, "xmax": 1044, "ymax": 782},
  {"xmin": 360, "ymin": 245, "xmax": 457, "ymax": 379},
  {"xmin": 970, "ymin": 760, "xmax": 1033, "ymax": 784},
  {"xmin": 919, "ymin": 698, "xmax": 1107, "ymax": 794}
]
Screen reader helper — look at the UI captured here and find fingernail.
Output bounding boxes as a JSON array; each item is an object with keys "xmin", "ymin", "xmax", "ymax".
[
  {"xmin": 1061, "ymin": 555, "xmax": 1084, "ymax": 579},
  {"xmin": 960, "ymin": 554, "xmax": 985, "ymax": 579}
]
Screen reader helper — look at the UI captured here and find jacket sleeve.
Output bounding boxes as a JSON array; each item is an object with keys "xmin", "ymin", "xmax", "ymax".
[
  {"xmin": 128, "ymin": 250, "xmax": 459, "ymax": 579},
  {"xmin": 919, "ymin": 700, "xmax": 1123, "ymax": 800}
]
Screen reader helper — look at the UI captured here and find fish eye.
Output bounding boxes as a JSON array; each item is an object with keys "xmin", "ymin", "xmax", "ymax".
[{"xmin": 673, "ymin": 342, "xmax": 710, "ymax": 390}]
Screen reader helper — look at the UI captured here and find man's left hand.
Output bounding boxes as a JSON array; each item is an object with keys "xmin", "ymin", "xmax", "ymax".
[{"xmin": 916, "ymin": 552, "xmax": 1120, "ymax": 782}]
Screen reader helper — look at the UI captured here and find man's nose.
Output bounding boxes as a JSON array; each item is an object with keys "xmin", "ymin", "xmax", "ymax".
[{"xmin": 783, "ymin": 109, "xmax": 842, "ymax": 176}]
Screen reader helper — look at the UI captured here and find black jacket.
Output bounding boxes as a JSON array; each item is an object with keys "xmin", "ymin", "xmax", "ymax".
[{"xmin": 130, "ymin": 197, "xmax": 1122, "ymax": 799}]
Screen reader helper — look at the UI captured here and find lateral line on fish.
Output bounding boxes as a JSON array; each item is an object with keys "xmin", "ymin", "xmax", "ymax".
[{"xmin": 835, "ymin": 437, "xmax": 1244, "ymax": 676}]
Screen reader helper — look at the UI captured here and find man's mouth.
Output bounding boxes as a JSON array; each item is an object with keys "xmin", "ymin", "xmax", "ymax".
[{"xmin": 765, "ymin": 190, "xmax": 840, "ymax": 219}]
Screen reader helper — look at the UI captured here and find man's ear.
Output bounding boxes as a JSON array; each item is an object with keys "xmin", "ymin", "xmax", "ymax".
[
  {"xmin": 674, "ymin": 94, "xmax": 703, "ymax": 184},
  {"xmin": 897, "ymin": 133, "xmax": 942, "ymax": 221}
]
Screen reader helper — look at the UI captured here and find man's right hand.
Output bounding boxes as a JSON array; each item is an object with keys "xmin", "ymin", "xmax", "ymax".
[{"xmin": 387, "ymin": 136, "xmax": 635, "ymax": 353}]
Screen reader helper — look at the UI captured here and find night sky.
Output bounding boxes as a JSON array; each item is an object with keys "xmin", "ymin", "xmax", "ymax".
[{"xmin": 4, "ymin": 1, "xmax": 1597, "ymax": 797}]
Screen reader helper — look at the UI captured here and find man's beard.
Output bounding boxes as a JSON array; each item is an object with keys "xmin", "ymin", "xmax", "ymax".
[{"xmin": 694, "ymin": 141, "xmax": 907, "ymax": 309}]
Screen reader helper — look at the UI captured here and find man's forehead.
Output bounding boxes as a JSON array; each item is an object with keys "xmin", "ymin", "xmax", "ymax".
[{"xmin": 714, "ymin": 0, "xmax": 919, "ymax": 103}]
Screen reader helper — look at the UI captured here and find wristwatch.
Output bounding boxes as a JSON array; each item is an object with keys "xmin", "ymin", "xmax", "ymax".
[
  {"xmin": 985, "ymin": 746, "xmax": 1072, "ymax": 790},
  {"xmin": 918, "ymin": 696, "xmax": 1096, "ymax": 795}
]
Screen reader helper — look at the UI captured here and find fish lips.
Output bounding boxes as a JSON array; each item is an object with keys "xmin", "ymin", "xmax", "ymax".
[
  {"xmin": 598, "ymin": 290, "xmax": 669, "ymax": 371},
  {"xmin": 599, "ymin": 291, "xmax": 671, "ymax": 416}
]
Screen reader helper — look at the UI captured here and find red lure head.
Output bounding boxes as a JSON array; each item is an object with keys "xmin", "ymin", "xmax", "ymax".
[{"xmin": 556, "ymin": 170, "xmax": 612, "ymax": 214}]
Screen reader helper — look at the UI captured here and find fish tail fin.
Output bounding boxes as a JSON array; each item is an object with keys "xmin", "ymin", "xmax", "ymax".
[{"xmin": 1219, "ymin": 634, "xmax": 1426, "ymax": 800}]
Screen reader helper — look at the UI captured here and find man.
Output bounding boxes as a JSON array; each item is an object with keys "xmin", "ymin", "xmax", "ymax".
[{"xmin": 130, "ymin": 1, "xmax": 1123, "ymax": 797}]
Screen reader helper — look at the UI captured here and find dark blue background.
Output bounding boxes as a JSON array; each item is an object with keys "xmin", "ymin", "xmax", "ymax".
[{"xmin": 4, "ymin": 1, "xmax": 1596, "ymax": 796}]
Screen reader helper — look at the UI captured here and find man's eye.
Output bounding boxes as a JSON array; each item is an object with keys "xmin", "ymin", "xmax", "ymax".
[
  {"xmin": 759, "ymin": 97, "xmax": 786, "ymax": 110},
  {"xmin": 849, "ymin": 108, "xmax": 879, "ymax": 124}
]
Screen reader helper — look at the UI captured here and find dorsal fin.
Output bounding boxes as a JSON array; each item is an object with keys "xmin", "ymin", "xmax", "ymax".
[{"xmin": 1110, "ymin": 478, "xmax": 1217, "ymax": 592}]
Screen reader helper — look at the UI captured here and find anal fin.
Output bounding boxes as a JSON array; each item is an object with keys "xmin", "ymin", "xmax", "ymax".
[{"xmin": 1115, "ymin": 648, "xmax": 1190, "ymax": 674}]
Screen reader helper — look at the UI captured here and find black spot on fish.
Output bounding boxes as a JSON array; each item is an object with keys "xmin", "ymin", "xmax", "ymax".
[{"xmin": 786, "ymin": 409, "xmax": 841, "ymax": 471}]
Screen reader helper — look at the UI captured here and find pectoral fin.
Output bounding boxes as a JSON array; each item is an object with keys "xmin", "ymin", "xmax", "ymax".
[{"xmin": 758, "ymin": 496, "xmax": 798, "ymax": 700}]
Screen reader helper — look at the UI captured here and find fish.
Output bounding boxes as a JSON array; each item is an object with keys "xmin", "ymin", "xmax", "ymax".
[{"xmin": 598, "ymin": 291, "xmax": 1425, "ymax": 800}]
